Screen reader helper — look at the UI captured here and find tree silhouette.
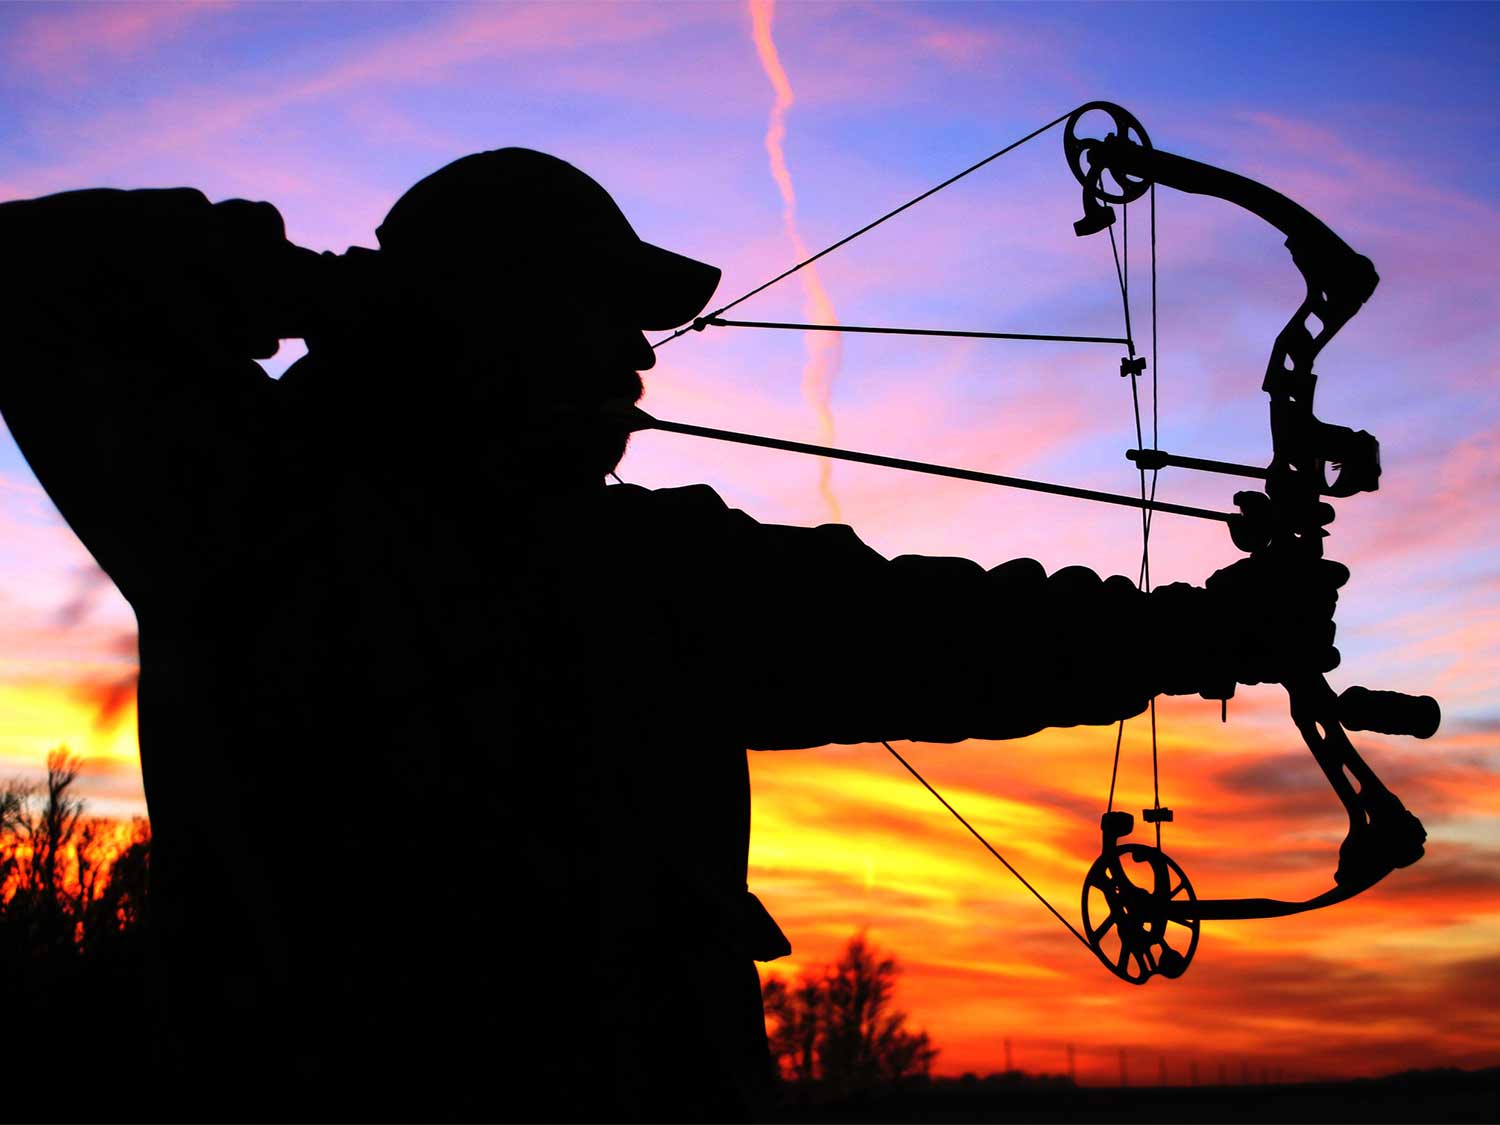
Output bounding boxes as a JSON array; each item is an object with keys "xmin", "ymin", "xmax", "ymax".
[
  {"xmin": 0, "ymin": 748, "xmax": 153, "ymax": 1118},
  {"xmin": 763, "ymin": 932, "xmax": 938, "ymax": 1101},
  {"xmin": 1, "ymin": 747, "xmax": 150, "ymax": 940}
]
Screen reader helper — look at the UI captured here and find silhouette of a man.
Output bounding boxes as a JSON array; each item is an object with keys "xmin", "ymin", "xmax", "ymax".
[{"xmin": 0, "ymin": 150, "xmax": 1341, "ymax": 1121}]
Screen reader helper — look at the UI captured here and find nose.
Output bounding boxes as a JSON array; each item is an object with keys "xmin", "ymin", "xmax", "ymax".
[{"xmin": 631, "ymin": 329, "xmax": 656, "ymax": 372}]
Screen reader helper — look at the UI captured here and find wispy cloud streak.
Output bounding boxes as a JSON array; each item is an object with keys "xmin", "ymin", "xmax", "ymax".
[{"xmin": 747, "ymin": 0, "xmax": 843, "ymax": 522}]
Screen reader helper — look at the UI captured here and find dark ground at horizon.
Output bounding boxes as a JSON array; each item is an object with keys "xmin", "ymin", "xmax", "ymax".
[
  {"xmin": 785, "ymin": 1065, "xmax": 1498, "ymax": 1124},
  {"xmin": 9, "ymin": 1062, "xmax": 1495, "ymax": 1122}
]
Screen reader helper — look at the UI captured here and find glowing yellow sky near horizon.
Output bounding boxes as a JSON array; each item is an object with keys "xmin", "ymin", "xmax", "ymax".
[
  {"xmin": 747, "ymin": 713, "xmax": 1500, "ymax": 1081},
  {"xmin": 0, "ymin": 680, "xmax": 138, "ymax": 770},
  {"xmin": 2, "ymin": 659, "xmax": 1490, "ymax": 1081}
]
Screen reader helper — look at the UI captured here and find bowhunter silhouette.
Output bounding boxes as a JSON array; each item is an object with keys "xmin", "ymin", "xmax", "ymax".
[{"xmin": 1, "ymin": 142, "xmax": 1361, "ymax": 1121}]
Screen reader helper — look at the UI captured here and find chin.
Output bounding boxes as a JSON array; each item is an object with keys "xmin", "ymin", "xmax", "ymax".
[
  {"xmin": 519, "ymin": 426, "xmax": 629, "ymax": 486},
  {"xmin": 588, "ymin": 430, "xmax": 631, "ymax": 480}
]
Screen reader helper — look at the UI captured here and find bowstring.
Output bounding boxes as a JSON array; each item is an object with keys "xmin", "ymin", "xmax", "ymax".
[
  {"xmin": 1104, "ymin": 217, "xmax": 1133, "ymax": 823},
  {"xmin": 883, "ymin": 741, "xmax": 1090, "ymax": 949},
  {"xmin": 650, "ymin": 110, "xmax": 1077, "ymax": 350},
  {"xmin": 1148, "ymin": 184, "xmax": 1162, "ymax": 849}
]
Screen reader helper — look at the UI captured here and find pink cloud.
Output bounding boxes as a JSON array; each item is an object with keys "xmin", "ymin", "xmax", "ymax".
[
  {"xmin": 9, "ymin": 0, "xmax": 226, "ymax": 84},
  {"xmin": 1236, "ymin": 111, "xmax": 1490, "ymax": 218},
  {"xmin": 291, "ymin": 4, "xmax": 691, "ymax": 101},
  {"xmin": 745, "ymin": 4, "xmax": 1074, "ymax": 110},
  {"xmin": 0, "ymin": 468, "xmax": 137, "ymax": 681},
  {"xmin": 1204, "ymin": 110, "xmax": 1499, "ymax": 360},
  {"xmin": 0, "ymin": 4, "xmax": 710, "ymax": 201},
  {"xmin": 1338, "ymin": 427, "xmax": 1500, "ymax": 576}
]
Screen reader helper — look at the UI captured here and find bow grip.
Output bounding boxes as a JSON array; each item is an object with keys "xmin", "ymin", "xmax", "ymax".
[{"xmin": 1338, "ymin": 686, "xmax": 1441, "ymax": 739}]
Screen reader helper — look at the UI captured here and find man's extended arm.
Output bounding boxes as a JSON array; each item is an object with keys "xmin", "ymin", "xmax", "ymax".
[{"xmin": 617, "ymin": 483, "xmax": 1341, "ymax": 749}]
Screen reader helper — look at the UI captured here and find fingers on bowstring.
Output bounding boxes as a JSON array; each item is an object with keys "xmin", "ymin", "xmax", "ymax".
[{"xmin": 1322, "ymin": 559, "xmax": 1352, "ymax": 591}]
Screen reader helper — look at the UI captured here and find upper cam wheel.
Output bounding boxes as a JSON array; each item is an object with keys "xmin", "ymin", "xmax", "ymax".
[{"xmin": 1064, "ymin": 101, "xmax": 1153, "ymax": 206}]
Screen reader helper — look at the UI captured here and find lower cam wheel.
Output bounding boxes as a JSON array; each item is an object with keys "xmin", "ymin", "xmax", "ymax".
[{"xmin": 1081, "ymin": 843, "xmax": 1200, "ymax": 984}]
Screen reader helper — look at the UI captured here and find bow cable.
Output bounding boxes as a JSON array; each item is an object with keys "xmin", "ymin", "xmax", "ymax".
[
  {"xmin": 881, "ymin": 741, "xmax": 1090, "ymax": 949},
  {"xmin": 1102, "ymin": 181, "xmax": 1168, "ymax": 850},
  {"xmin": 1147, "ymin": 185, "xmax": 1165, "ymax": 848},
  {"xmin": 652, "ymin": 109, "xmax": 1078, "ymax": 350},
  {"xmin": 692, "ymin": 318, "xmax": 1130, "ymax": 347}
]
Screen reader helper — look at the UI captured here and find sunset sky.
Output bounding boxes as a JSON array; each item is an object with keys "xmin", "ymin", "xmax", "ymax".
[{"xmin": 1, "ymin": 0, "xmax": 1496, "ymax": 1085}]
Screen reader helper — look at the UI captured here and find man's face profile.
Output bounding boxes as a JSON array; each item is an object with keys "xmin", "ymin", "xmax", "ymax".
[
  {"xmin": 401, "ymin": 253, "xmax": 653, "ymax": 484},
  {"xmin": 359, "ymin": 147, "xmax": 716, "ymax": 486}
]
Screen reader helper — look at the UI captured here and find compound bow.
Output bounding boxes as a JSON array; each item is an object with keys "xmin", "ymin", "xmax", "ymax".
[{"xmin": 629, "ymin": 101, "xmax": 1439, "ymax": 985}]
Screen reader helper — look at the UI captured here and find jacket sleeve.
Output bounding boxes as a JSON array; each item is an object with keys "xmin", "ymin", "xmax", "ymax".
[
  {"xmin": 0, "ymin": 188, "xmax": 290, "ymax": 602},
  {"xmin": 626, "ymin": 483, "xmax": 1213, "ymax": 750}
]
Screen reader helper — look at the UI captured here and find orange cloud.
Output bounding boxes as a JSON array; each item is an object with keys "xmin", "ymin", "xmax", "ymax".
[
  {"xmin": 0, "ymin": 681, "xmax": 140, "ymax": 776},
  {"xmin": 71, "ymin": 675, "xmax": 139, "ymax": 734},
  {"xmin": 748, "ymin": 687, "xmax": 1500, "ymax": 1079}
]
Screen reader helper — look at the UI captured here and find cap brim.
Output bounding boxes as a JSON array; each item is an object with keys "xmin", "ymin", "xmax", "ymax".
[{"xmin": 629, "ymin": 241, "xmax": 721, "ymax": 331}]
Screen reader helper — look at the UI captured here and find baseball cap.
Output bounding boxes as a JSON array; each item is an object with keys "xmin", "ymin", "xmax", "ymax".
[{"xmin": 375, "ymin": 148, "xmax": 721, "ymax": 332}]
